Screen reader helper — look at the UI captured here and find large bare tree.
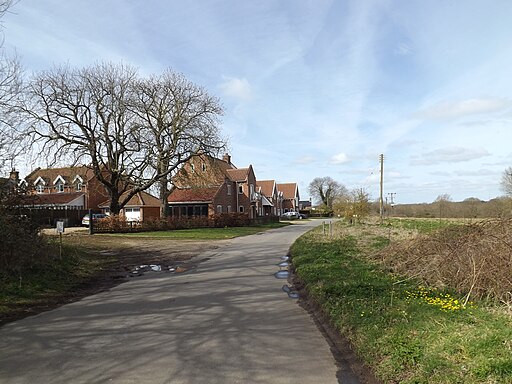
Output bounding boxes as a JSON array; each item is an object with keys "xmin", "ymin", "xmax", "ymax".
[
  {"xmin": 23, "ymin": 62, "xmax": 224, "ymax": 215},
  {"xmin": 308, "ymin": 176, "xmax": 348, "ymax": 210},
  {"xmin": 500, "ymin": 166, "xmax": 512, "ymax": 197},
  {"xmin": 133, "ymin": 70, "xmax": 224, "ymax": 217},
  {"xmin": 0, "ymin": 0, "xmax": 23, "ymax": 172}
]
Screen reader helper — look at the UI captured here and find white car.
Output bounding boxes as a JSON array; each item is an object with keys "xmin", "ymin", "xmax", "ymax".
[
  {"xmin": 281, "ymin": 211, "xmax": 301, "ymax": 219},
  {"xmin": 82, "ymin": 213, "xmax": 108, "ymax": 226}
]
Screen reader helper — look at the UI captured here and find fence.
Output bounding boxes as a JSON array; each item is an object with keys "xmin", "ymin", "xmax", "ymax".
[{"xmin": 17, "ymin": 207, "xmax": 89, "ymax": 227}]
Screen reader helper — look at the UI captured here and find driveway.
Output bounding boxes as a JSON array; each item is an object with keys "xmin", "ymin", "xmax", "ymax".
[{"xmin": 0, "ymin": 222, "xmax": 362, "ymax": 384}]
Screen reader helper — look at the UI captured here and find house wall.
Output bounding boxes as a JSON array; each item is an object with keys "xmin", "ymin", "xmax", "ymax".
[
  {"xmin": 86, "ymin": 177, "xmax": 110, "ymax": 210},
  {"xmin": 142, "ymin": 207, "xmax": 160, "ymax": 221},
  {"xmin": 212, "ymin": 181, "xmax": 237, "ymax": 214}
]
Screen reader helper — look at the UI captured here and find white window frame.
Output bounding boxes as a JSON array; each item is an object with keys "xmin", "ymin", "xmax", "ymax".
[
  {"xmin": 238, "ymin": 184, "xmax": 243, "ymax": 194},
  {"xmin": 56, "ymin": 183, "xmax": 64, "ymax": 193},
  {"xmin": 239, "ymin": 205, "xmax": 244, "ymax": 213},
  {"xmin": 216, "ymin": 205, "xmax": 223, "ymax": 214},
  {"xmin": 227, "ymin": 184, "xmax": 232, "ymax": 196},
  {"xmin": 36, "ymin": 184, "xmax": 44, "ymax": 193}
]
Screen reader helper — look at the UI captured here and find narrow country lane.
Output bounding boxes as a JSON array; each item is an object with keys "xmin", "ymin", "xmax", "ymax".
[{"xmin": 0, "ymin": 221, "xmax": 360, "ymax": 384}]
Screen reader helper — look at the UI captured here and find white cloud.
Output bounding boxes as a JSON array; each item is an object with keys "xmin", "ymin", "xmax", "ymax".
[
  {"xmin": 330, "ymin": 153, "xmax": 349, "ymax": 164},
  {"xmin": 411, "ymin": 147, "xmax": 491, "ymax": 165},
  {"xmin": 293, "ymin": 155, "xmax": 316, "ymax": 165},
  {"xmin": 219, "ymin": 77, "xmax": 252, "ymax": 102},
  {"xmin": 416, "ymin": 98, "xmax": 512, "ymax": 120}
]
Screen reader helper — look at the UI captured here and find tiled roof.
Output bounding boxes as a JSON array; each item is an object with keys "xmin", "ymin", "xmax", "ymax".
[
  {"xmin": 168, "ymin": 187, "xmax": 220, "ymax": 203},
  {"xmin": 277, "ymin": 183, "xmax": 299, "ymax": 199},
  {"xmin": 98, "ymin": 190, "xmax": 160, "ymax": 208},
  {"xmin": 31, "ymin": 192, "xmax": 85, "ymax": 206},
  {"xmin": 226, "ymin": 168, "xmax": 249, "ymax": 182},
  {"xmin": 25, "ymin": 166, "xmax": 93, "ymax": 186},
  {"xmin": 257, "ymin": 180, "xmax": 276, "ymax": 197}
]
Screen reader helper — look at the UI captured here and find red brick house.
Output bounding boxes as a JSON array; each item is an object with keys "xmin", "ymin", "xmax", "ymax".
[
  {"xmin": 256, "ymin": 180, "xmax": 283, "ymax": 216},
  {"xmin": 276, "ymin": 183, "xmax": 300, "ymax": 212},
  {"xmin": 168, "ymin": 153, "xmax": 260, "ymax": 218},
  {"xmin": 22, "ymin": 166, "xmax": 109, "ymax": 210},
  {"xmin": 98, "ymin": 190, "xmax": 160, "ymax": 222}
]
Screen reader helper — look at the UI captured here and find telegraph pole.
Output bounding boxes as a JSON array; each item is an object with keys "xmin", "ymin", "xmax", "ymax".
[{"xmin": 379, "ymin": 154, "xmax": 384, "ymax": 222}]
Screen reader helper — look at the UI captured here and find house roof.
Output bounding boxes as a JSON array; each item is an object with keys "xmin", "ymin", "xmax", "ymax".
[
  {"xmin": 257, "ymin": 180, "xmax": 276, "ymax": 197},
  {"xmin": 98, "ymin": 190, "xmax": 160, "ymax": 208},
  {"xmin": 24, "ymin": 166, "xmax": 93, "ymax": 186},
  {"xmin": 30, "ymin": 192, "xmax": 85, "ymax": 206},
  {"xmin": 173, "ymin": 153, "xmax": 237, "ymax": 188},
  {"xmin": 168, "ymin": 186, "xmax": 220, "ymax": 203},
  {"xmin": 226, "ymin": 168, "xmax": 249, "ymax": 182},
  {"xmin": 277, "ymin": 183, "xmax": 299, "ymax": 199}
]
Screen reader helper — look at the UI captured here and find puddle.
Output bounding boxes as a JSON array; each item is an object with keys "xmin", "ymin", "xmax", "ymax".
[
  {"xmin": 277, "ymin": 261, "xmax": 289, "ymax": 268},
  {"xmin": 274, "ymin": 270, "xmax": 289, "ymax": 279},
  {"xmin": 282, "ymin": 284, "xmax": 299, "ymax": 299},
  {"xmin": 280, "ymin": 256, "xmax": 290, "ymax": 261},
  {"xmin": 129, "ymin": 264, "xmax": 187, "ymax": 277},
  {"xmin": 99, "ymin": 251, "xmax": 117, "ymax": 256}
]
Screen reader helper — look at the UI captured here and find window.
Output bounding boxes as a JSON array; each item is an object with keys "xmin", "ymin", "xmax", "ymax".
[
  {"xmin": 227, "ymin": 184, "xmax": 232, "ymax": 195},
  {"xmin": 238, "ymin": 184, "xmax": 243, "ymax": 194},
  {"xmin": 217, "ymin": 205, "xmax": 223, "ymax": 214},
  {"xmin": 190, "ymin": 164, "xmax": 195, "ymax": 173},
  {"xmin": 250, "ymin": 184, "xmax": 254, "ymax": 198},
  {"xmin": 202, "ymin": 163, "xmax": 206, "ymax": 172},
  {"xmin": 56, "ymin": 183, "xmax": 64, "ymax": 193},
  {"xmin": 239, "ymin": 206, "xmax": 244, "ymax": 213},
  {"xmin": 36, "ymin": 184, "xmax": 44, "ymax": 193},
  {"xmin": 75, "ymin": 183, "xmax": 82, "ymax": 192},
  {"xmin": 227, "ymin": 205, "xmax": 232, "ymax": 213}
]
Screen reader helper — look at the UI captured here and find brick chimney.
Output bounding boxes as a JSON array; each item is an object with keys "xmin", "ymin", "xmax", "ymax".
[
  {"xmin": 9, "ymin": 168, "xmax": 19, "ymax": 183},
  {"xmin": 222, "ymin": 153, "xmax": 231, "ymax": 164}
]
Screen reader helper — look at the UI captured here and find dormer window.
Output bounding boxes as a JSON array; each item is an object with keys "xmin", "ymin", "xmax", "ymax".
[
  {"xmin": 53, "ymin": 175, "xmax": 66, "ymax": 193},
  {"xmin": 34, "ymin": 176, "xmax": 46, "ymax": 194},
  {"xmin": 238, "ymin": 184, "xmax": 243, "ymax": 194},
  {"xmin": 72, "ymin": 175, "xmax": 84, "ymax": 192}
]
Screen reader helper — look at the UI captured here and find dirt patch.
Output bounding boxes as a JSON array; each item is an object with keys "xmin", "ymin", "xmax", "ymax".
[{"xmin": 0, "ymin": 233, "xmax": 225, "ymax": 326}]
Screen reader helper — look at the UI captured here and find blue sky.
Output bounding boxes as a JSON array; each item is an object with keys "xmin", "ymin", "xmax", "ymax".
[{"xmin": 4, "ymin": 0, "xmax": 512, "ymax": 204}]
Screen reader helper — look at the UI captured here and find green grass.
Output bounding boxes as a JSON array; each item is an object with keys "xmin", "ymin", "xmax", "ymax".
[
  {"xmin": 383, "ymin": 217, "xmax": 460, "ymax": 233},
  {"xmin": 0, "ymin": 240, "xmax": 115, "ymax": 316},
  {"xmin": 100, "ymin": 222, "xmax": 289, "ymax": 240},
  {"xmin": 291, "ymin": 224, "xmax": 512, "ymax": 384}
]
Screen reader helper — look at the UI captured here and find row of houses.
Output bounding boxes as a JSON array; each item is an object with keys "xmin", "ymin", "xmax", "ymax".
[{"xmin": 4, "ymin": 153, "xmax": 300, "ymax": 222}]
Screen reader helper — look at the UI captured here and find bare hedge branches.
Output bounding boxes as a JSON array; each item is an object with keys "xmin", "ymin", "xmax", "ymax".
[{"xmin": 376, "ymin": 219, "xmax": 512, "ymax": 307}]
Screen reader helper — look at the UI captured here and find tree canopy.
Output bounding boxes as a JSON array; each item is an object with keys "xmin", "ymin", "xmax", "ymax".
[
  {"xmin": 22, "ymin": 62, "xmax": 225, "ymax": 214},
  {"xmin": 308, "ymin": 176, "xmax": 348, "ymax": 210}
]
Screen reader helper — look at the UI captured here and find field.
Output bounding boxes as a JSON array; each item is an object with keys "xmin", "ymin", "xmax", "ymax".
[{"xmin": 290, "ymin": 218, "xmax": 512, "ymax": 383}]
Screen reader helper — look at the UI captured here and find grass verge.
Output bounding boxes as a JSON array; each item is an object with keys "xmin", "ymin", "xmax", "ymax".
[
  {"xmin": 99, "ymin": 222, "xmax": 289, "ymax": 239},
  {"xmin": 0, "ymin": 239, "xmax": 115, "ymax": 319},
  {"xmin": 290, "ymin": 222, "xmax": 512, "ymax": 384}
]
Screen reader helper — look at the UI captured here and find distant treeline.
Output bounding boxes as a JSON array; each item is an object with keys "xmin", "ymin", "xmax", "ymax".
[{"xmin": 379, "ymin": 197, "xmax": 512, "ymax": 219}]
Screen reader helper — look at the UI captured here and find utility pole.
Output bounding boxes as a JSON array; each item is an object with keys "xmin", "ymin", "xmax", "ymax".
[
  {"xmin": 379, "ymin": 154, "xmax": 384, "ymax": 222},
  {"xmin": 387, "ymin": 192, "xmax": 396, "ymax": 218}
]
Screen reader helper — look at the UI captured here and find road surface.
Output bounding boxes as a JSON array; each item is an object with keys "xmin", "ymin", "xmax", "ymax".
[{"xmin": 0, "ymin": 221, "xmax": 361, "ymax": 383}]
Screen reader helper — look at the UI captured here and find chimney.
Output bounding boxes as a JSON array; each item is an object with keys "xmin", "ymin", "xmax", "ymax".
[
  {"xmin": 9, "ymin": 168, "xmax": 19, "ymax": 183},
  {"xmin": 222, "ymin": 153, "xmax": 231, "ymax": 164}
]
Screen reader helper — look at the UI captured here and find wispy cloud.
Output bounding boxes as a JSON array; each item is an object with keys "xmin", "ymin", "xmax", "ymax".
[
  {"xmin": 219, "ymin": 77, "xmax": 252, "ymax": 102},
  {"xmin": 416, "ymin": 98, "xmax": 512, "ymax": 121},
  {"xmin": 411, "ymin": 147, "xmax": 491, "ymax": 165},
  {"xmin": 330, "ymin": 153, "xmax": 350, "ymax": 165}
]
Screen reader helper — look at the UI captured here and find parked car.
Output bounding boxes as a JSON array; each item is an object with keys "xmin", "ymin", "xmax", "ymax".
[
  {"xmin": 82, "ymin": 213, "xmax": 108, "ymax": 227},
  {"xmin": 281, "ymin": 211, "xmax": 305, "ymax": 220}
]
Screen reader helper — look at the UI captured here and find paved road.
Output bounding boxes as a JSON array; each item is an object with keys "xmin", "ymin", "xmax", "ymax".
[{"xmin": 0, "ymin": 221, "xmax": 359, "ymax": 384}]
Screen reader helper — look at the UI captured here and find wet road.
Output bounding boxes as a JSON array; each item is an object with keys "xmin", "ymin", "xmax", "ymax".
[{"xmin": 0, "ymin": 221, "xmax": 359, "ymax": 383}]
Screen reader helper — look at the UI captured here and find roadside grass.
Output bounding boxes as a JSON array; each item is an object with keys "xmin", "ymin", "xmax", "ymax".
[
  {"xmin": 290, "ymin": 222, "xmax": 512, "ymax": 384},
  {"xmin": 384, "ymin": 217, "xmax": 461, "ymax": 234},
  {"xmin": 100, "ymin": 222, "xmax": 289, "ymax": 239},
  {"xmin": 0, "ymin": 239, "xmax": 115, "ymax": 317}
]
